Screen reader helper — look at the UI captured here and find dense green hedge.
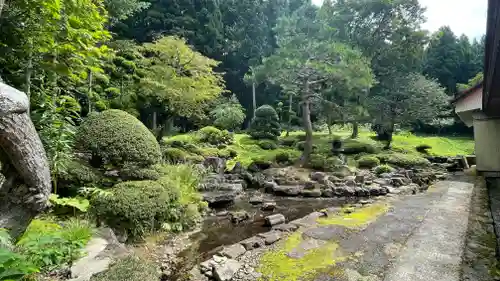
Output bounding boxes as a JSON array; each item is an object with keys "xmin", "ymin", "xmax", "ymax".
[
  {"xmin": 357, "ymin": 156, "xmax": 380, "ymax": 168},
  {"xmin": 249, "ymin": 105, "xmax": 281, "ymax": 140},
  {"xmin": 76, "ymin": 110, "xmax": 161, "ymax": 167}
]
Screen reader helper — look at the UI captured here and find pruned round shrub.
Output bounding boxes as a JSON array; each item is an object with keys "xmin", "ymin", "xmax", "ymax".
[
  {"xmin": 59, "ymin": 160, "xmax": 102, "ymax": 185},
  {"xmin": 357, "ymin": 156, "xmax": 381, "ymax": 168},
  {"xmin": 163, "ymin": 147, "xmax": 188, "ymax": 163},
  {"xmin": 343, "ymin": 140, "xmax": 377, "ymax": 155},
  {"xmin": 90, "ymin": 179, "xmax": 200, "ymax": 239},
  {"xmin": 374, "ymin": 164, "xmax": 394, "ymax": 175},
  {"xmin": 416, "ymin": 144, "xmax": 432, "ymax": 154},
  {"xmin": 120, "ymin": 166, "xmax": 161, "ymax": 181},
  {"xmin": 279, "ymin": 137, "xmax": 297, "ymax": 147},
  {"xmin": 376, "ymin": 153, "xmax": 430, "ymax": 168},
  {"xmin": 308, "ymin": 154, "xmax": 342, "ymax": 171},
  {"xmin": 258, "ymin": 140, "xmax": 278, "ymax": 150},
  {"xmin": 198, "ymin": 126, "xmax": 233, "ymax": 145},
  {"xmin": 249, "ymin": 105, "xmax": 281, "ymax": 140},
  {"xmin": 275, "ymin": 151, "xmax": 291, "ymax": 164},
  {"xmin": 76, "ymin": 110, "xmax": 161, "ymax": 167}
]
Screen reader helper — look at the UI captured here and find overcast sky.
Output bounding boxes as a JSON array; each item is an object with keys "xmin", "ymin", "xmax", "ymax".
[{"xmin": 311, "ymin": 0, "xmax": 488, "ymax": 39}]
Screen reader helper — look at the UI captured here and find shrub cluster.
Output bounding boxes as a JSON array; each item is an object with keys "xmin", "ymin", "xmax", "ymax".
[
  {"xmin": 258, "ymin": 140, "xmax": 278, "ymax": 150},
  {"xmin": 343, "ymin": 140, "xmax": 377, "ymax": 155},
  {"xmin": 163, "ymin": 147, "xmax": 189, "ymax": 163},
  {"xmin": 198, "ymin": 126, "xmax": 233, "ymax": 145},
  {"xmin": 374, "ymin": 164, "xmax": 394, "ymax": 175},
  {"xmin": 308, "ymin": 154, "xmax": 342, "ymax": 171},
  {"xmin": 76, "ymin": 110, "xmax": 161, "ymax": 167},
  {"xmin": 249, "ymin": 105, "xmax": 281, "ymax": 140},
  {"xmin": 357, "ymin": 156, "xmax": 381, "ymax": 168},
  {"xmin": 376, "ymin": 153, "xmax": 430, "ymax": 168},
  {"xmin": 416, "ymin": 144, "xmax": 432, "ymax": 154}
]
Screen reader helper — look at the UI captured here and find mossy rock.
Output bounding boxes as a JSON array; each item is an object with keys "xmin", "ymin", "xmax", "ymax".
[
  {"xmin": 374, "ymin": 164, "xmax": 394, "ymax": 175},
  {"xmin": 357, "ymin": 156, "xmax": 381, "ymax": 168},
  {"xmin": 76, "ymin": 109, "xmax": 161, "ymax": 167},
  {"xmin": 343, "ymin": 140, "xmax": 377, "ymax": 155},
  {"xmin": 279, "ymin": 137, "xmax": 297, "ymax": 147}
]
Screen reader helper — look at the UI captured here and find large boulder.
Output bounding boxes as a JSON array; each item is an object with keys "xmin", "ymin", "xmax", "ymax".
[
  {"xmin": 213, "ymin": 259, "xmax": 242, "ymax": 281},
  {"xmin": 203, "ymin": 192, "xmax": 237, "ymax": 207},
  {"xmin": 332, "ymin": 165, "xmax": 354, "ymax": 178},
  {"xmin": 203, "ymin": 157, "xmax": 227, "ymax": 174}
]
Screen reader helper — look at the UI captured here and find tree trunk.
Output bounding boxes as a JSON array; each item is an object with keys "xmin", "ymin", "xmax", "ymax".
[
  {"xmin": 286, "ymin": 94, "xmax": 293, "ymax": 137},
  {"xmin": 0, "ymin": 86, "xmax": 51, "ymax": 239},
  {"xmin": 25, "ymin": 47, "xmax": 33, "ymax": 102},
  {"xmin": 299, "ymin": 82, "xmax": 313, "ymax": 166},
  {"xmin": 152, "ymin": 111, "xmax": 157, "ymax": 131},
  {"xmin": 0, "ymin": 0, "xmax": 5, "ymax": 18},
  {"xmin": 252, "ymin": 82, "xmax": 256, "ymax": 119},
  {"xmin": 351, "ymin": 121, "xmax": 359, "ymax": 139}
]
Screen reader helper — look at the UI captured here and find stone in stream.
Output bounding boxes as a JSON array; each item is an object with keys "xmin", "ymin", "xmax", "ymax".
[
  {"xmin": 240, "ymin": 236, "xmax": 265, "ymax": 250},
  {"xmin": 219, "ymin": 244, "xmax": 246, "ymax": 259},
  {"xmin": 301, "ymin": 189, "xmax": 322, "ymax": 197},
  {"xmin": 258, "ymin": 231, "xmax": 282, "ymax": 245},
  {"xmin": 263, "ymin": 181, "xmax": 278, "ymax": 193},
  {"xmin": 265, "ymin": 214, "xmax": 286, "ymax": 226},
  {"xmin": 213, "ymin": 259, "xmax": 242, "ymax": 281},
  {"xmin": 229, "ymin": 211, "xmax": 250, "ymax": 224},
  {"xmin": 249, "ymin": 195, "xmax": 264, "ymax": 205},
  {"xmin": 310, "ymin": 171, "xmax": 326, "ymax": 182},
  {"xmin": 203, "ymin": 157, "xmax": 226, "ymax": 175},
  {"xmin": 272, "ymin": 223, "xmax": 299, "ymax": 232},
  {"xmin": 272, "ymin": 185, "xmax": 301, "ymax": 196},
  {"xmin": 355, "ymin": 175, "xmax": 365, "ymax": 184},
  {"xmin": 304, "ymin": 180, "xmax": 320, "ymax": 190},
  {"xmin": 321, "ymin": 188, "xmax": 334, "ymax": 197},
  {"xmin": 203, "ymin": 192, "xmax": 236, "ymax": 206},
  {"xmin": 261, "ymin": 201, "xmax": 277, "ymax": 211}
]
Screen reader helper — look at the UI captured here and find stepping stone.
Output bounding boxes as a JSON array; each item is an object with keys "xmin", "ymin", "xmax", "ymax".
[
  {"xmin": 213, "ymin": 259, "xmax": 242, "ymax": 281},
  {"xmin": 287, "ymin": 239, "xmax": 327, "ymax": 259},
  {"xmin": 219, "ymin": 244, "xmax": 246, "ymax": 259},
  {"xmin": 302, "ymin": 226, "xmax": 346, "ymax": 241},
  {"xmin": 272, "ymin": 223, "xmax": 299, "ymax": 232},
  {"xmin": 240, "ymin": 236, "xmax": 265, "ymax": 250},
  {"xmin": 265, "ymin": 214, "xmax": 286, "ymax": 226},
  {"xmin": 258, "ymin": 231, "xmax": 282, "ymax": 245}
]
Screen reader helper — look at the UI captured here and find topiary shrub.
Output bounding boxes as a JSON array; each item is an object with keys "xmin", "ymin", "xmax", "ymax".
[
  {"xmin": 279, "ymin": 137, "xmax": 297, "ymax": 147},
  {"xmin": 58, "ymin": 160, "xmax": 102, "ymax": 186},
  {"xmin": 376, "ymin": 153, "xmax": 430, "ymax": 168},
  {"xmin": 416, "ymin": 144, "xmax": 432, "ymax": 154},
  {"xmin": 120, "ymin": 166, "xmax": 161, "ymax": 181},
  {"xmin": 357, "ymin": 156, "xmax": 381, "ymax": 168},
  {"xmin": 76, "ymin": 110, "xmax": 161, "ymax": 167},
  {"xmin": 275, "ymin": 151, "xmax": 291, "ymax": 164},
  {"xmin": 343, "ymin": 140, "xmax": 377, "ymax": 155},
  {"xmin": 258, "ymin": 140, "xmax": 278, "ymax": 150},
  {"xmin": 163, "ymin": 147, "xmax": 189, "ymax": 163},
  {"xmin": 249, "ymin": 105, "xmax": 281, "ymax": 140},
  {"xmin": 374, "ymin": 164, "xmax": 394, "ymax": 175},
  {"xmin": 308, "ymin": 154, "xmax": 342, "ymax": 171},
  {"xmin": 197, "ymin": 126, "xmax": 233, "ymax": 145}
]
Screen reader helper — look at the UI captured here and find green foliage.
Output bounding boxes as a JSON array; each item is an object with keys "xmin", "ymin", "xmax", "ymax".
[
  {"xmin": 90, "ymin": 256, "xmax": 159, "ymax": 281},
  {"xmin": 211, "ymin": 95, "xmax": 246, "ymax": 131},
  {"xmin": 374, "ymin": 165, "xmax": 394, "ymax": 175},
  {"xmin": 343, "ymin": 140, "xmax": 377, "ymax": 155},
  {"xmin": 274, "ymin": 151, "xmax": 292, "ymax": 164},
  {"xmin": 279, "ymin": 137, "xmax": 297, "ymax": 147},
  {"xmin": 308, "ymin": 154, "xmax": 342, "ymax": 171},
  {"xmin": 76, "ymin": 109, "xmax": 161, "ymax": 167},
  {"xmin": 17, "ymin": 219, "xmax": 92, "ymax": 272},
  {"xmin": 249, "ymin": 105, "xmax": 281, "ymax": 140},
  {"xmin": 296, "ymin": 141, "xmax": 317, "ymax": 152},
  {"xmin": 163, "ymin": 147, "xmax": 189, "ymax": 164},
  {"xmin": 258, "ymin": 140, "xmax": 278, "ymax": 150},
  {"xmin": 119, "ymin": 166, "xmax": 161, "ymax": 181},
  {"xmin": 49, "ymin": 194, "xmax": 90, "ymax": 213},
  {"xmin": 357, "ymin": 156, "xmax": 381, "ymax": 168},
  {"xmin": 58, "ymin": 159, "xmax": 102, "ymax": 186},
  {"xmin": 0, "ymin": 247, "xmax": 39, "ymax": 281},
  {"xmin": 197, "ymin": 126, "xmax": 233, "ymax": 145},
  {"xmin": 90, "ymin": 164, "xmax": 204, "ymax": 239},
  {"xmin": 376, "ymin": 153, "xmax": 430, "ymax": 168}
]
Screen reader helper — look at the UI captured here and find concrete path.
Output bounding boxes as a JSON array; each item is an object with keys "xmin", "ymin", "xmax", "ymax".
[{"xmin": 251, "ymin": 176, "xmax": 480, "ymax": 281}]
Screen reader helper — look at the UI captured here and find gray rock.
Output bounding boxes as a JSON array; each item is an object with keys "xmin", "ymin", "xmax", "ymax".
[
  {"xmin": 332, "ymin": 165, "xmax": 353, "ymax": 178},
  {"xmin": 220, "ymin": 183, "xmax": 243, "ymax": 193},
  {"xmin": 272, "ymin": 223, "xmax": 299, "ymax": 232},
  {"xmin": 229, "ymin": 211, "xmax": 250, "ymax": 224},
  {"xmin": 240, "ymin": 236, "xmax": 265, "ymax": 250},
  {"xmin": 391, "ymin": 177, "xmax": 405, "ymax": 187},
  {"xmin": 346, "ymin": 179, "xmax": 357, "ymax": 187},
  {"xmin": 203, "ymin": 157, "xmax": 226, "ymax": 175},
  {"xmin": 265, "ymin": 214, "xmax": 286, "ymax": 226},
  {"xmin": 70, "ymin": 238, "xmax": 111, "ymax": 281},
  {"xmin": 310, "ymin": 171, "xmax": 326, "ymax": 181},
  {"xmin": 219, "ymin": 244, "xmax": 246, "ymax": 259},
  {"xmin": 261, "ymin": 201, "xmax": 277, "ymax": 211},
  {"xmin": 301, "ymin": 189, "xmax": 322, "ymax": 197},
  {"xmin": 304, "ymin": 180, "xmax": 320, "ymax": 190},
  {"xmin": 216, "ymin": 211, "xmax": 228, "ymax": 217},
  {"xmin": 258, "ymin": 231, "xmax": 282, "ymax": 245},
  {"xmin": 212, "ymin": 255, "xmax": 227, "ymax": 263},
  {"xmin": 321, "ymin": 189, "xmax": 334, "ymax": 197},
  {"xmin": 200, "ymin": 260, "xmax": 212, "ymax": 272},
  {"xmin": 328, "ymin": 175, "xmax": 342, "ymax": 183},
  {"xmin": 272, "ymin": 185, "xmax": 301, "ymax": 196},
  {"xmin": 374, "ymin": 178, "xmax": 391, "ymax": 186},
  {"xmin": 213, "ymin": 259, "xmax": 242, "ymax": 281},
  {"xmin": 203, "ymin": 192, "xmax": 236, "ymax": 206},
  {"xmin": 303, "ymin": 226, "xmax": 345, "ymax": 241},
  {"xmin": 380, "ymin": 173, "xmax": 392, "ymax": 179},
  {"xmin": 189, "ymin": 267, "xmax": 209, "ymax": 281},
  {"xmin": 249, "ymin": 195, "xmax": 264, "ymax": 205},
  {"xmin": 355, "ymin": 175, "xmax": 365, "ymax": 184},
  {"xmin": 263, "ymin": 181, "xmax": 278, "ymax": 193}
]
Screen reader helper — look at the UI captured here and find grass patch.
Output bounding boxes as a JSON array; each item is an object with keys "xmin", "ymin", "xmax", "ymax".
[
  {"xmin": 257, "ymin": 232, "xmax": 346, "ymax": 281},
  {"xmin": 317, "ymin": 203, "xmax": 390, "ymax": 228}
]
